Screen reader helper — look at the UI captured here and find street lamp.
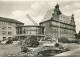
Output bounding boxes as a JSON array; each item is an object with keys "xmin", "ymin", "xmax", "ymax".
[{"xmin": 57, "ymin": 20, "xmax": 60, "ymax": 43}]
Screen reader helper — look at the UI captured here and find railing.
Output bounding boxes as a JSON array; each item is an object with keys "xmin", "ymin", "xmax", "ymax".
[{"xmin": 16, "ymin": 34, "xmax": 45, "ymax": 36}]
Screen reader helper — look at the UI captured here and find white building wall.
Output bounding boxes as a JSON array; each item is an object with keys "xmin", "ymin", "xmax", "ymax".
[{"xmin": 0, "ymin": 21, "xmax": 19, "ymax": 40}]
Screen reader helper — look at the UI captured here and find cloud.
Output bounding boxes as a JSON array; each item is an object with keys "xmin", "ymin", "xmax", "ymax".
[
  {"xmin": 75, "ymin": 17, "xmax": 80, "ymax": 33},
  {"xmin": 8, "ymin": 10, "xmax": 33, "ymax": 25},
  {"xmin": 8, "ymin": 2, "xmax": 51, "ymax": 25},
  {"xmin": 0, "ymin": 0, "xmax": 80, "ymax": 2},
  {"xmin": 12, "ymin": 10, "xmax": 26, "ymax": 17},
  {"xmin": 1, "ymin": 1, "xmax": 80, "ymax": 32},
  {"xmin": 73, "ymin": 10, "xmax": 80, "ymax": 33},
  {"xmin": 28, "ymin": 2, "xmax": 50, "ymax": 16},
  {"xmin": 8, "ymin": 2, "xmax": 49, "ymax": 25}
]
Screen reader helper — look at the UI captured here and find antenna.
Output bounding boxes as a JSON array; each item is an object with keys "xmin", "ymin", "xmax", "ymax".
[{"xmin": 26, "ymin": 14, "xmax": 38, "ymax": 25}]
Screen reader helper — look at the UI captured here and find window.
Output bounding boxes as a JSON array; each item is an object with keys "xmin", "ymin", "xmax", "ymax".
[
  {"xmin": 8, "ymin": 37, "xmax": 12, "ymax": 40},
  {"xmin": 2, "ymin": 31, "xmax": 6, "ymax": 35},
  {"xmin": 8, "ymin": 23, "xmax": 12, "ymax": 25},
  {"xmin": 8, "ymin": 31, "xmax": 12, "ymax": 35},
  {"xmin": 3, "ymin": 37, "xmax": 6, "ymax": 41},
  {"xmin": 8, "ymin": 27, "xmax": 12, "ymax": 29},
  {"xmin": 2, "ymin": 27, "xmax": 6, "ymax": 30}
]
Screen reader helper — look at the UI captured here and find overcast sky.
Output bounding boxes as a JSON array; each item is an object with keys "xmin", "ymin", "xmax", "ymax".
[{"xmin": 0, "ymin": 0, "xmax": 80, "ymax": 33}]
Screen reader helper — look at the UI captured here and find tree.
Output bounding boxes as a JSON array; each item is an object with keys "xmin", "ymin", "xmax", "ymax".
[{"xmin": 75, "ymin": 31, "xmax": 80, "ymax": 39}]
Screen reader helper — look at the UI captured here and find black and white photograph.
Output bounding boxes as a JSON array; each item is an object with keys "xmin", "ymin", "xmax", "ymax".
[{"xmin": 0, "ymin": 0, "xmax": 80, "ymax": 57}]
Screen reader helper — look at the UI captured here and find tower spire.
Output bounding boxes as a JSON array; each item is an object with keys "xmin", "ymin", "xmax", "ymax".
[
  {"xmin": 71, "ymin": 14, "xmax": 75, "ymax": 26},
  {"xmin": 53, "ymin": 3, "xmax": 62, "ymax": 15},
  {"xmin": 55, "ymin": 3, "xmax": 59, "ymax": 8},
  {"xmin": 71, "ymin": 14, "xmax": 74, "ymax": 19}
]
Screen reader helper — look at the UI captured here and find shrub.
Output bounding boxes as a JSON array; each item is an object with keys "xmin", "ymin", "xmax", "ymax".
[
  {"xmin": 59, "ymin": 37, "xmax": 80, "ymax": 43},
  {"xmin": 54, "ymin": 43, "xmax": 60, "ymax": 47},
  {"xmin": 6, "ymin": 39, "xmax": 13, "ymax": 44},
  {"xmin": 58, "ymin": 37, "xmax": 70, "ymax": 43},
  {"xmin": 24, "ymin": 36, "xmax": 39, "ymax": 47},
  {"xmin": 69, "ymin": 39, "xmax": 79, "ymax": 43},
  {"xmin": 12, "ymin": 37, "xmax": 19, "ymax": 41},
  {"xmin": 21, "ymin": 36, "xmax": 39, "ymax": 53},
  {"xmin": 21, "ymin": 46, "xmax": 30, "ymax": 53},
  {"xmin": 64, "ymin": 48, "xmax": 70, "ymax": 51}
]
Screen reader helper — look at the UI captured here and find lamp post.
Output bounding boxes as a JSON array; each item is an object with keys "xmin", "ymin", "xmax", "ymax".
[
  {"xmin": 58, "ymin": 21, "xmax": 61, "ymax": 43},
  {"xmin": 56, "ymin": 17, "xmax": 60, "ymax": 43}
]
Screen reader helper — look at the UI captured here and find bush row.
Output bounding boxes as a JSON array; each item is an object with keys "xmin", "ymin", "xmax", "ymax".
[{"xmin": 58, "ymin": 37, "xmax": 80, "ymax": 43}]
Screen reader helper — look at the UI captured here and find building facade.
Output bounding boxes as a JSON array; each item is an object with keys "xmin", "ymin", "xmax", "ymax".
[
  {"xmin": 0, "ymin": 17, "xmax": 24, "ymax": 40},
  {"xmin": 40, "ymin": 4, "xmax": 76, "ymax": 40},
  {"xmin": 16, "ymin": 25, "xmax": 44, "ymax": 41}
]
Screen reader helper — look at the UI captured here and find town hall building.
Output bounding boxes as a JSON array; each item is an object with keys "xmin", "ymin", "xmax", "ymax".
[{"xmin": 40, "ymin": 4, "xmax": 76, "ymax": 41}]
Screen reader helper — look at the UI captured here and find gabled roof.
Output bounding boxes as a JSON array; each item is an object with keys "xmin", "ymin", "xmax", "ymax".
[
  {"xmin": 40, "ymin": 7, "xmax": 72, "ymax": 25},
  {"xmin": 0, "ymin": 17, "xmax": 24, "ymax": 24}
]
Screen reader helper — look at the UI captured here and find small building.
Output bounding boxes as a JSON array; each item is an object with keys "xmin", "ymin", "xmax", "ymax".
[
  {"xmin": 16, "ymin": 25, "xmax": 45, "ymax": 41},
  {"xmin": 0, "ymin": 17, "xmax": 24, "ymax": 41},
  {"xmin": 40, "ymin": 4, "xmax": 76, "ymax": 40}
]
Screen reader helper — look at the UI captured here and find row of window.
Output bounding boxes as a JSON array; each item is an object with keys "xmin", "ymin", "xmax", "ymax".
[
  {"xmin": 2, "ymin": 31, "xmax": 12, "ymax": 35},
  {"xmin": 0, "ymin": 21, "xmax": 13, "ymax": 25},
  {"xmin": 17, "ymin": 27, "xmax": 44, "ymax": 34},
  {"xmin": 59, "ymin": 15, "xmax": 71, "ymax": 24},
  {"xmin": 52, "ymin": 33, "xmax": 75, "ymax": 38},
  {"xmin": 51, "ymin": 21, "xmax": 75, "ymax": 30},
  {"xmin": 17, "ymin": 30, "xmax": 42, "ymax": 34},
  {"xmin": 1, "ymin": 27, "xmax": 12, "ymax": 30},
  {"xmin": 21, "ymin": 27, "xmax": 41, "ymax": 31},
  {"xmin": 50, "ymin": 27, "xmax": 75, "ymax": 34}
]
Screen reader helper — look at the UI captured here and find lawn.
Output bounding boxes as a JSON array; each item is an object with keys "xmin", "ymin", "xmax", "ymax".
[
  {"xmin": 55, "ymin": 43, "xmax": 80, "ymax": 56},
  {"xmin": 0, "ymin": 44, "xmax": 21, "ymax": 57},
  {"xmin": 62, "ymin": 43, "xmax": 80, "ymax": 50},
  {"xmin": 0, "ymin": 43, "xmax": 80, "ymax": 57}
]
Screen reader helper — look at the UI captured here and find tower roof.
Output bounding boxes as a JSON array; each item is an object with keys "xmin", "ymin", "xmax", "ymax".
[
  {"xmin": 40, "ymin": 4, "xmax": 74, "ymax": 25},
  {"xmin": 55, "ymin": 3, "xmax": 59, "ymax": 8},
  {"xmin": 71, "ymin": 14, "xmax": 74, "ymax": 19},
  {"xmin": 54, "ymin": 3, "xmax": 62, "ymax": 15}
]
